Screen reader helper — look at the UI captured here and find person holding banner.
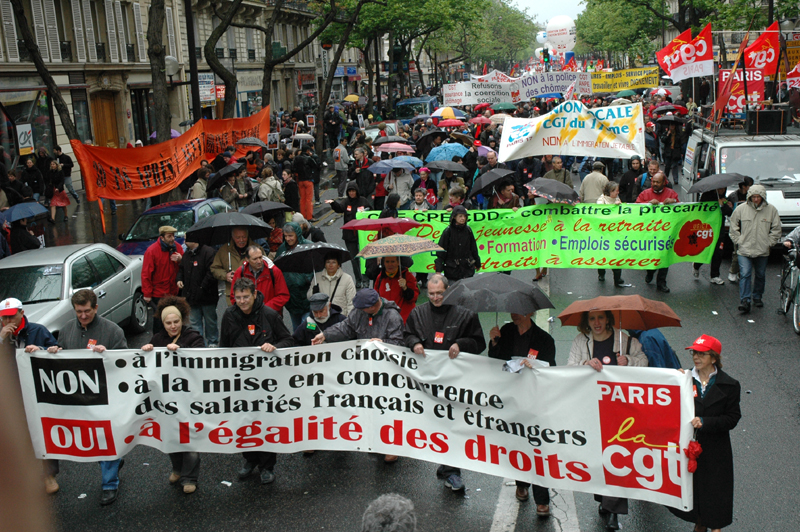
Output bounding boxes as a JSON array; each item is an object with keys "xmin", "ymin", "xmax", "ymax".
[
  {"xmin": 636, "ymin": 172, "xmax": 678, "ymax": 293},
  {"xmin": 222, "ymin": 277, "xmax": 294, "ymax": 484},
  {"xmin": 47, "ymin": 289, "xmax": 128, "ymax": 506},
  {"xmin": 140, "ymin": 296, "xmax": 204, "ymax": 494},
  {"xmin": 670, "ymin": 335, "xmax": 741, "ymax": 532},
  {"xmin": 435, "ymin": 205, "xmax": 481, "ymax": 281},
  {"xmin": 568, "ymin": 310, "xmax": 647, "ymax": 529},
  {"xmin": 404, "ymin": 274, "xmax": 486, "ymax": 492}
]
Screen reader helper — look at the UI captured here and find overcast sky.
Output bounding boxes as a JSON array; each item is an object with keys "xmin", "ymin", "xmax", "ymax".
[{"xmin": 512, "ymin": 0, "xmax": 584, "ymax": 31}]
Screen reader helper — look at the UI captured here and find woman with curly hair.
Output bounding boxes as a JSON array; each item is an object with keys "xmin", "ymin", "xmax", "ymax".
[{"xmin": 141, "ymin": 296, "xmax": 205, "ymax": 493}]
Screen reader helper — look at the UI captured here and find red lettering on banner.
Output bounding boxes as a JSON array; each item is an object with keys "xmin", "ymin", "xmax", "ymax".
[
  {"xmin": 379, "ymin": 419, "xmax": 449, "ymax": 453},
  {"xmin": 597, "ymin": 382, "xmax": 682, "ymax": 497},
  {"xmin": 466, "ymin": 435, "xmax": 591, "ymax": 482},
  {"xmin": 42, "ymin": 417, "xmax": 117, "ymax": 457}
]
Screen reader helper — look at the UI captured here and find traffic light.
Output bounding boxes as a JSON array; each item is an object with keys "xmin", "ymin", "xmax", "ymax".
[{"xmin": 543, "ymin": 48, "xmax": 550, "ymax": 63}]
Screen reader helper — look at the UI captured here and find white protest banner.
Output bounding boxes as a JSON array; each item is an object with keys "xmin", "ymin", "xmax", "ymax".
[
  {"xmin": 442, "ymin": 81, "xmax": 522, "ymax": 106},
  {"xmin": 498, "ymin": 101, "xmax": 645, "ymax": 162},
  {"xmin": 518, "ymin": 71, "xmax": 593, "ymax": 98},
  {"xmin": 17, "ymin": 342, "xmax": 694, "ymax": 510},
  {"xmin": 443, "ymin": 72, "xmax": 593, "ymax": 106},
  {"xmin": 471, "ymin": 69, "xmax": 518, "ymax": 82}
]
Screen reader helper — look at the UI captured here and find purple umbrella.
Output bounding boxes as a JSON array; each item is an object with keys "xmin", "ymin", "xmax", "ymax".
[
  {"xmin": 149, "ymin": 129, "xmax": 181, "ymax": 139},
  {"xmin": 477, "ymin": 145, "xmax": 496, "ymax": 157}
]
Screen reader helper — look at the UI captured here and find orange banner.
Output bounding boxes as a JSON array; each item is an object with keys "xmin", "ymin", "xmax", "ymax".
[{"xmin": 70, "ymin": 106, "xmax": 270, "ymax": 201}]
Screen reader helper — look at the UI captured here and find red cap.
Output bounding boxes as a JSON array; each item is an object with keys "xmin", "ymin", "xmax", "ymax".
[
  {"xmin": 646, "ymin": 121, "xmax": 655, "ymax": 128},
  {"xmin": 686, "ymin": 334, "xmax": 721, "ymax": 354},
  {"xmin": 473, "ymin": 140, "xmax": 482, "ymax": 147}
]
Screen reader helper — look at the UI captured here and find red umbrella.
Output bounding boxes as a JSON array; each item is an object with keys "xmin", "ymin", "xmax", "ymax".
[
  {"xmin": 469, "ymin": 116, "xmax": 492, "ymax": 125},
  {"xmin": 474, "ymin": 103, "xmax": 492, "ymax": 112},
  {"xmin": 341, "ymin": 217, "xmax": 421, "ymax": 234},
  {"xmin": 374, "ymin": 142, "xmax": 415, "ymax": 153},
  {"xmin": 438, "ymin": 119, "xmax": 464, "ymax": 127},
  {"xmin": 557, "ymin": 295, "xmax": 681, "ymax": 330}
]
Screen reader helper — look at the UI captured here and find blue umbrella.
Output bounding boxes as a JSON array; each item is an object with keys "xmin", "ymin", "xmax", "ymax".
[
  {"xmin": 426, "ymin": 143, "xmax": 468, "ymax": 163},
  {"xmin": 393, "ymin": 156, "xmax": 424, "ymax": 168},
  {"xmin": 1, "ymin": 202, "xmax": 48, "ymax": 223},
  {"xmin": 368, "ymin": 160, "xmax": 416, "ymax": 174}
]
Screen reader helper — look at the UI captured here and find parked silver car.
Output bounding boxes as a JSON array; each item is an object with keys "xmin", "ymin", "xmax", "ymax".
[{"xmin": 0, "ymin": 244, "xmax": 147, "ymax": 338}]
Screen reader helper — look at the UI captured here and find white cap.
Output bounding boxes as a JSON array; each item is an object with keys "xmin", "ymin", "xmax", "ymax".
[{"xmin": 0, "ymin": 297, "xmax": 23, "ymax": 316}]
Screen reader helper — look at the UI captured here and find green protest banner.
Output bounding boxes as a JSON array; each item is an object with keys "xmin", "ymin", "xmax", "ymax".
[{"xmin": 356, "ymin": 202, "xmax": 721, "ymax": 273}]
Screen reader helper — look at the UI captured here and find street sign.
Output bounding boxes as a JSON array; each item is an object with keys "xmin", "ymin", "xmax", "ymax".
[
  {"xmin": 216, "ymin": 85, "xmax": 225, "ymax": 100},
  {"xmin": 17, "ymin": 123, "xmax": 33, "ymax": 155}
]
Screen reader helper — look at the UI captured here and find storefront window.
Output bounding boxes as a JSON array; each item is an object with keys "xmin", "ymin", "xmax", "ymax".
[
  {"xmin": 0, "ymin": 90, "xmax": 55, "ymax": 160},
  {"xmin": 70, "ymin": 90, "xmax": 92, "ymax": 142}
]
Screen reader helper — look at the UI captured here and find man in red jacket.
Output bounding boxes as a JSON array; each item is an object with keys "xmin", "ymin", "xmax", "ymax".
[
  {"xmin": 636, "ymin": 172, "xmax": 678, "ymax": 293},
  {"xmin": 142, "ymin": 226, "xmax": 184, "ymax": 333},
  {"xmin": 229, "ymin": 245, "xmax": 290, "ymax": 314}
]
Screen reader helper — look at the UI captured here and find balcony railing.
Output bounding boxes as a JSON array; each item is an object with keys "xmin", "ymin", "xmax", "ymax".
[
  {"xmin": 60, "ymin": 41, "xmax": 72, "ymax": 62},
  {"xmin": 96, "ymin": 42, "xmax": 106, "ymax": 62},
  {"xmin": 126, "ymin": 43, "xmax": 135, "ymax": 62}
]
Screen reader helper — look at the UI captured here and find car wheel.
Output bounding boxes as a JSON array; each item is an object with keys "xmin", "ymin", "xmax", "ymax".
[{"xmin": 127, "ymin": 291, "xmax": 148, "ymax": 333}]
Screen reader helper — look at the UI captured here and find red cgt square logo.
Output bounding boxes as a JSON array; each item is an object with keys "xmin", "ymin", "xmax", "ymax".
[
  {"xmin": 41, "ymin": 417, "xmax": 117, "ymax": 458},
  {"xmin": 597, "ymin": 382, "xmax": 682, "ymax": 498}
]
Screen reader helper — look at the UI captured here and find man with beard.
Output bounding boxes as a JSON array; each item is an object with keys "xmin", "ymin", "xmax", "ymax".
[
  {"xmin": 211, "ymin": 227, "xmax": 261, "ymax": 305},
  {"xmin": 292, "ymin": 293, "xmax": 346, "ymax": 345}
]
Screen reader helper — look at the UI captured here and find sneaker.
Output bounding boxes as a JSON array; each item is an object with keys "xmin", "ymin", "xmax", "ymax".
[
  {"xmin": 728, "ymin": 273, "xmax": 739, "ymax": 282},
  {"xmin": 710, "ymin": 277, "xmax": 725, "ymax": 285},
  {"xmin": 444, "ymin": 474, "xmax": 465, "ymax": 491},
  {"xmin": 693, "ymin": 268, "xmax": 700, "ymax": 279},
  {"xmin": 238, "ymin": 461, "xmax": 257, "ymax": 479},
  {"xmin": 45, "ymin": 475, "xmax": 59, "ymax": 494},
  {"xmin": 260, "ymin": 469, "xmax": 275, "ymax": 484},
  {"xmin": 738, "ymin": 300, "xmax": 751, "ymax": 313},
  {"xmin": 614, "ymin": 278, "xmax": 626, "ymax": 287}
]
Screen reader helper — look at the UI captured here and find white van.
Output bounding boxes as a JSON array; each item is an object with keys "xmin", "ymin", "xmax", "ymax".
[{"xmin": 679, "ymin": 116, "xmax": 800, "ymax": 234}]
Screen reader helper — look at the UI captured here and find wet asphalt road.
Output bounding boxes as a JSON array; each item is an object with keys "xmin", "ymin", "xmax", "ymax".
[{"xmin": 37, "ymin": 180, "xmax": 800, "ymax": 532}]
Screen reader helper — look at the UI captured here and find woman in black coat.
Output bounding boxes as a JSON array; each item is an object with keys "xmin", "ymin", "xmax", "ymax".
[
  {"xmin": 21, "ymin": 157, "xmax": 45, "ymax": 200},
  {"xmin": 435, "ymin": 205, "xmax": 480, "ymax": 281},
  {"xmin": 671, "ymin": 334, "xmax": 741, "ymax": 532},
  {"xmin": 141, "ymin": 296, "xmax": 205, "ymax": 494}
]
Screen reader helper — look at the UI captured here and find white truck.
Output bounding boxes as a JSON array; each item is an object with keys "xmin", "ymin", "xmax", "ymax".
[{"xmin": 679, "ymin": 114, "xmax": 800, "ymax": 235}]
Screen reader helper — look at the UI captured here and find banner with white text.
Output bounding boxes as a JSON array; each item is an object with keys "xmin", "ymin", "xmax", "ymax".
[
  {"xmin": 17, "ymin": 342, "xmax": 694, "ymax": 510},
  {"xmin": 498, "ymin": 102, "xmax": 646, "ymax": 162}
]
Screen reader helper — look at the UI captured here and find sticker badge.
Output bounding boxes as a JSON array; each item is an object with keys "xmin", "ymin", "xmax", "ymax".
[
  {"xmin": 693, "ymin": 385, "xmax": 698, "ymax": 398},
  {"xmin": 347, "ymin": 205, "xmax": 353, "ymax": 211},
  {"xmin": 368, "ymin": 317, "xmax": 373, "ymax": 326},
  {"xmin": 87, "ymin": 339, "xmax": 97, "ymax": 350},
  {"xmin": 193, "ymin": 261, "xmax": 198, "ymax": 267},
  {"xmin": 602, "ymin": 356, "xmax": 611, "ymax": 365},
  {"xmin": 434, "ymin": 331, "xmax": 444, "ymax": 343},
  {"xmin": 248, "ymin": 324, "xmax": 256, "ymax": 335},
  {"xmin": 527, "ymin": 349, "xmax": 539, "ymax": 359}
]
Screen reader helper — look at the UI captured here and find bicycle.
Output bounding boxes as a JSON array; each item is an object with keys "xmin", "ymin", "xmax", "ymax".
[{"xmin": 777, "ymin": 249, "xmax": 800, "ymax": 335}]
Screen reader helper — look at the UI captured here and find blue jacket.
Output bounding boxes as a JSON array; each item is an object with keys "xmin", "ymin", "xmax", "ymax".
[
  {"xmin": 627, "ymin": 329, "xmax": 681, "ymax": 369},
  {"xmin": 16, "ymin": 319, "xmax": 57, "ymax": 349}
]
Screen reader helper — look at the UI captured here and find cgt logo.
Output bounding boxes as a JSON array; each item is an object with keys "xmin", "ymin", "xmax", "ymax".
[
  {"xmin": 674, "ymin": 220, "xmax": 714, "ymax": 257},
  {"xmin": 598, "ymin": 382, "xmax": 682, "ymax": 498},
  {"xmin": 30, "ymin": 357, "xmax": 108, "ymax": 406},
  {"xmin": 42, "ymin": 418, "xmax": 117, "ymax": 457}
]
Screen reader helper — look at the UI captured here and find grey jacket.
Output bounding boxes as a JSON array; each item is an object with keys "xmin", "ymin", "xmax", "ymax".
[
  {"xmin": 729, "ymin": 185, "xmax": 782, "ymax": 257},
  {"xmin": 322, "ymin": 299, "xmax": 404, "ymax": 346},
  {"xmin": 58, "ymin": 315, "xmax": 127, "ymax": 351}
]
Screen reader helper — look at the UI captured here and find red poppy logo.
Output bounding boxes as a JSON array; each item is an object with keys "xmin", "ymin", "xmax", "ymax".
[{"xmin": 674, "ymin": 220, "xmax": 714, "ymax": 257}]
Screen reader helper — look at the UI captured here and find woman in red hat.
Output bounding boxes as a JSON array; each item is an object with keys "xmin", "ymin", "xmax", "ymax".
[{"xmin": 671, "ymin": 334, "xmax": 741, "ymax": 532}]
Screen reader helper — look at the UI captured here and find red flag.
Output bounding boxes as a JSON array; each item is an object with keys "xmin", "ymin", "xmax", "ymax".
[
  {"xmin": 787, "ymin": 61, "xmax": 800, "ymax": 88},
  {"xmin": 564, "ymin": 57, "xmax": 578, "ymax": 72},
  {"xmin": 744, "ymin": 21, "xmax": 780, "ymax": 72},
  {"xmin": 482, "ymin": 63, "xmax": 488, "ymax": 75},
  {"xmin": 656, "ymin": 24, "xmax": 714, "ymax": 83},
  {"xmin": 715, "ymin": 35, "xmax": 750, "ymax": 122},
  {"xmin": 596, "ymin": 59, "xmax": 604, "ymax": 70}
]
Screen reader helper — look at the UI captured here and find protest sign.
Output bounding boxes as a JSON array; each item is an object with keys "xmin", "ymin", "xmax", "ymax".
[
  {"xmin": 358, "ymin": 202, "xmax": 721, "ymax": 272},
  {"xmin": 498, "ymin": 102, "xmax": 645, "ymax": 162},
  {"xmin": 518, "ymin": 71, "xmax": 593, "ymax": 99},
  {"xmin": 590, "ymin": 68, "xmax": 660, "ymax": 92},
  {"xmin": 71, "ymin": 107, "xmax": 271, "ymax": 201},
  {"xmin": 17, "ymin": 341, "xmax": 694, "ymax": 510},
  {"xmin": 718, "ymin": 69, "xmax": 765, "ymax": 114},
  {"xmin": 443, "ymin": 73, "xmax": 592, "ymax": 106},
  {"xmin": 443, "ymin": 81, "xmax": 522, "ymax": 106}
]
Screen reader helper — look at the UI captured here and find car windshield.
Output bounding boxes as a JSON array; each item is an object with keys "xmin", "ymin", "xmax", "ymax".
[
  {"xmin": 720, "ymin": 146, "xmax": 800, "ymax": 182},
  {"xmin": 125, "ymin": 210, "xmax": 195, "ymax": 241},
  {"xmin": 395, "ymin": 103, "xmax": 427, "ymax": 119},
  {"xmin": 0, "ymin": 265, "xmax": 62, "ymax": 304}
]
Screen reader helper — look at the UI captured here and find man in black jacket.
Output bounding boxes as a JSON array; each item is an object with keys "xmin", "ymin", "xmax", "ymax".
[
  {"xmin": 327, "ymin": 181, "xmax": 371, "ymax": 288},
  {"xmin": 177, "ymin": 239, "xmax": 219, "ymax": 346},
  {"xmin": 404, "ymin": 274, "xmax": 485, "ymax": 493},
  {"xmin": 220, "ymin": 277, "xmax": 293, "ymax": 484},
  {"xmin": 292, "ymin": 293, "xmax": 346, "ymax": 345},
  {"xmin": 435, "ymin": 205, "xmax": 481, "ymax": 281}
]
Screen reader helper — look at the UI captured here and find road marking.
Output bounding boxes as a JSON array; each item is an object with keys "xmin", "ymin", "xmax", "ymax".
[
  {"xmin": 550, "ymin": 489, "xmax": 581, "ymax": 532},
  {"xmin": 489, "ymin": 478, "xmax": 520, "ymax": 532}
]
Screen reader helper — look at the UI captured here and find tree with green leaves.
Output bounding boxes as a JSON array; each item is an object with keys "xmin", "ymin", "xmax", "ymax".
[{"xmin": 576, "ymin": 0, "xmax": 661, "ymax": 67}]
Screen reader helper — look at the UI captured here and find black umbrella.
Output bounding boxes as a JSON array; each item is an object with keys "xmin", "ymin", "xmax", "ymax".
[
  {"xmin": 207, "ymin": 163, "xmax": 244, "ymax": 191},
  {"xmin": 241, "ymin": 201, "xmax": 294, "ymax": 219},
  {"xmin": 185, "ymin": 212, "xmax": 272, "ymax": 246},
  {"xmin": 526, "ymin": 178, "xmax": 580, "ymax": 205},
  {"xmin": 273, "ymin": 242, "xmax": 351, "ymax": 273},
  {"xmin": 373, "ymin": 135, "xmax": 410, "ymax": 146},
  {"xmin": 656, "ymin": 114, "xmax": 686, "ymax": 124},
  {"xmin": 416, "ymin": 129, "xmax": 449, "ymax": 154},
  {"xmin": 280, "ymin": 128, "xmax": 293, "ymax": 138},
  {"xmin": 178, "ymin": 118, "xmax": 197, "ymax": 127},
  {"xmin": 441, "ymin": 273, "xmax": 555, "ymax": 315},
  {"xmin": 236, "ymin": 137, "xmax": 267, "ymax": 148},
  {"xmin": 471, "ymin": 168, "xmax": 515, "ymax": 195},
  {"xmin": 687, "ymin": 173, "xmax": 746, "ymax": 194},
  {"xmin": 426, "ymin": 160, "xmax": 467, "ymax": 172}
]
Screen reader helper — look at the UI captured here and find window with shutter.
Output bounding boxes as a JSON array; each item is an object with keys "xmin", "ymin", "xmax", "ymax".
[
  {"xmin": 69, "ymin": 0, "xmax": 86, "ymax": 62},
  {"xmin": 104, "ymin": 0, "xmax": 118, "ymax": 61},
  {"xmin": 43, "ymin": 0, "xmax": 62, "ymax": 62},
  {"xmin": 165, "ymin": 6, "xmax": 175, "ymax": 57},
  {"xmin": 82, "ymin": 0, "xmax": 97, "ymax": 61},
  {"xmin": 31, "ymin": 0, "xmax": 51, "ymax": 61},
  {"xmin": 114, "ymin": 1, "xmax": 126, "ymax": 61},
  {"xmin": 1, "ymin": 0, "xmax": 20, "ymax": 62},
  {"xmin": 132, "ymin": 2, "xmax": 145, "ymax": 62}
]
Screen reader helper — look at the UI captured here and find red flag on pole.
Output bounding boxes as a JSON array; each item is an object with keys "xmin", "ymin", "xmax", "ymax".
[
  {"xmin": 482, "ymin": 63, "xmax": 488, "ymax": 75},
  {"xmin": 744, "ymin": 21, "xmax": 780, "ymax": 72},
  {"xmin": 656, "ymin": 24, "xmax": 714, "ymax": 82},
  {"xmin": 787, "ymin": 61, "xmax": 800, "ymax": 88}
]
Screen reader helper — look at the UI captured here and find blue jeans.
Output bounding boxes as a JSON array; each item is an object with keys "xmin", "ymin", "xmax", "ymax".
[
  {"xmin": 63, "ymin": 175, "xmax": 79, "ymax": 200},
  {"xmin": 738, "ymin": 255, "xmax": 768, "ymax": 302},
  {"xmin": 189, "ymin": 304, "xmax": 219, "ymax": 345},
  {"xmin": 100, "ymin": 459, "xmax": 121, "ymax": 490}
]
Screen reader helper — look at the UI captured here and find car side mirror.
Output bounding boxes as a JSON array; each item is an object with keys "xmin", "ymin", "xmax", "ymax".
[{"xmin": 118, "ymin": 233, "xmax": 124, "ymax": 240}]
